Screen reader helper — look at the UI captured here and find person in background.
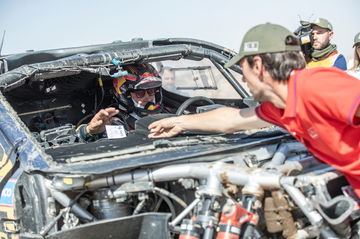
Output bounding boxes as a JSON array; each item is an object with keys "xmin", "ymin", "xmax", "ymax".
[
  {"xmin": 160, "ymin": 67, "xmax": 177, "ymax": 91},
  {"xmin": 307, "ymin": 17, "xmax": 347, "ymax": 70},
  {"xmin": 148, "ymin": 23, "xmax": 360, "ymax": 197},
  {"xmin": 77, "ymin": 63, "xmax": 166, "ymax": 141},
  {"xmin": 347, "ymin": 32, "xmax": 360, "ymax": 79}
]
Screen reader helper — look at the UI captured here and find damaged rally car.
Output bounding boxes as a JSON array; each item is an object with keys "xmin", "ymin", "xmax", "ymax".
[{"xmin": 0, "ymin": 38, "xmax": 360, "ymax": 239}]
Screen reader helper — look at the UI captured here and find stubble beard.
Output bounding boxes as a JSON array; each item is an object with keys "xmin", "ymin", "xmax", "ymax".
[{"xmin": 313, "ymin": 39, "xmax": 330, "ymax": 50}]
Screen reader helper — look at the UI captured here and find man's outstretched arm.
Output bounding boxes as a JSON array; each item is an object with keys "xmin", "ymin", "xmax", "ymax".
[{"xmin": 148, "ymin": 106, "xmax": 271, "ymax": 138}]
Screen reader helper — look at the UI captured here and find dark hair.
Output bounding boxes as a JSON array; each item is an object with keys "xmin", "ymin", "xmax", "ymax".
[{"xmin": 246, "ymin": 51, "xmax": 306, "ymax": 82}]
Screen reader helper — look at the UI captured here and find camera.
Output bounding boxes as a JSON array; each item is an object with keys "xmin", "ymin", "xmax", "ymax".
[{"xmin": 294, "ymin": 20, "xmax": 313, "ymax": 62}]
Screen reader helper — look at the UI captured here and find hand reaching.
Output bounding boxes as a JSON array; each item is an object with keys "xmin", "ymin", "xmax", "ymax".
[
  {"xmin": 148, "ymin": 117, "xmax": 184, "ymax": 138},
  {"xmin": 86, "ymin": 108, "xmax": 120, "ymax": 135}
]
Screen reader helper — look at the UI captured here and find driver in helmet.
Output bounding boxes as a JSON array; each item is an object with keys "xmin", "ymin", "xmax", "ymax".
[{"xmin": 77, "ymin": 63, "xmax": 166, "ymax": 141}]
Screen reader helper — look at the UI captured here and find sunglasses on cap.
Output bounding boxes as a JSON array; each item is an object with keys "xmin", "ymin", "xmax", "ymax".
[{"xmin": 132, "ymin": 87, "xmax": 159, "ymax": 98}]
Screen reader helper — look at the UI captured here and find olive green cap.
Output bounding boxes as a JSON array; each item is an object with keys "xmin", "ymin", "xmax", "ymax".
[
  {"xmin": 225, "ymin": 23, "xmax": 301, "ymax": 68},
  {"xmin": 311, "ymin": 17, "xmax": 333, "ymax": 31},
  {"xmin": 354, "ymin": 32, "xmax": 360, "ymax": 47}
]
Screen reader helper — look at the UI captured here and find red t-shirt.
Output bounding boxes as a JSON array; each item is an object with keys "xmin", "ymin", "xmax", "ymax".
[{"xmin": 256, "ymin": 67, "xmax": 360, "ymax": 196}]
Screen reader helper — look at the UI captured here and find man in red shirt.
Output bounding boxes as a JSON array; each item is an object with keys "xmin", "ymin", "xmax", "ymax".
[{"xmin": 148, "ymin": 23, "xmax": 360, "ymax": 196}]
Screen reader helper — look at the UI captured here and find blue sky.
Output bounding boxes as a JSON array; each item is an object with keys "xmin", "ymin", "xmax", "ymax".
[{"xmin": 0, "ymin": 0, "xmax": 359, "ymax": 60}]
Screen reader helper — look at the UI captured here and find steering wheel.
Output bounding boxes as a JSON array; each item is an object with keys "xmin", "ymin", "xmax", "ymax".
[{"xmin": 176, "ymin": 96, "xmax": 215, "ymax": 115}]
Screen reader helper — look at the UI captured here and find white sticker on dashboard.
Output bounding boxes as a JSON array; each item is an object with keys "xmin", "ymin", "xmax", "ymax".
[{"xmin": 106, "ymin": 125, "xmax": 127, "ymax": 139}]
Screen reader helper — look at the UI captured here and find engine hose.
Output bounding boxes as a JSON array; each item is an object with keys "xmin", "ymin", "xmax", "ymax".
[
  {"xmin": 155, "ymin": 193, "xmax": 177, "ymax": 220},
  {"xmin": 153, "ymin": 187, "xmax": 187, "ymax": 208},
  {"xmin": 169, "ymin": 198, "xmax": 200, "ymax": 227},
  {"xmin": 50, "ymin": 189, "xmax": 95, "ymax": 222},
  {"xmin": 133, "ymin": 198, "xmax": 146, "ymax": 215},
  {"xmin": 39, "ymin": 208, "xmax": 69, "ymax": 236}
]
